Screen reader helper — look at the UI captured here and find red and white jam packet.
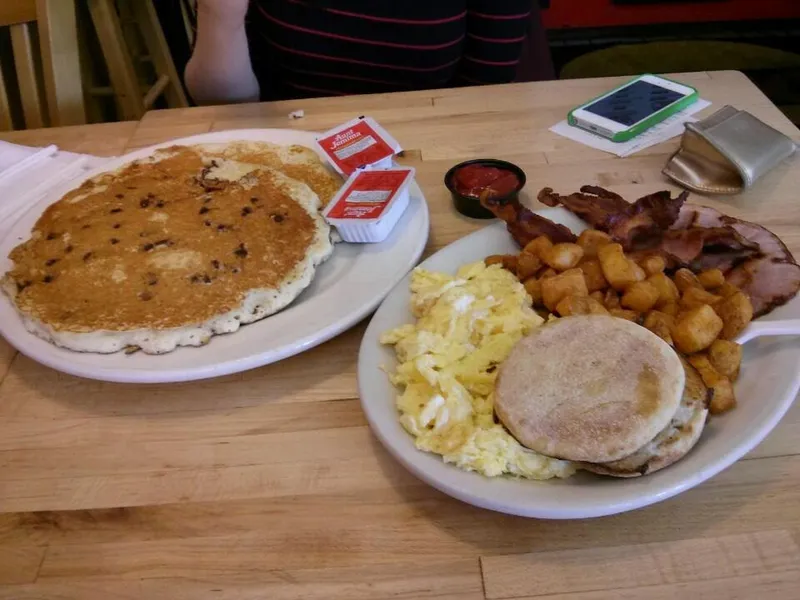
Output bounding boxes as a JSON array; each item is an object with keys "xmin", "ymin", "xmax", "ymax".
[
  {"xmin": 316, "ymin": 116, "xmax": 402, "ymax": 176},
  {"xmin": 322, "ymin": 167, "xmax": 415, "ymax": 243}
]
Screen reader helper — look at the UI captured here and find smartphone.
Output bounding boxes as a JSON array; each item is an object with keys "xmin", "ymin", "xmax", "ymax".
[{"xmin": 568, "ymin": 74, "xmax": 699, "ymax": 143}]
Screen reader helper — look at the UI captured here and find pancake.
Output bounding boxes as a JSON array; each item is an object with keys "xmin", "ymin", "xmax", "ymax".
[
  {"xmin": 581, "ymin": 357, "xmax": 710, "ymax": 477},
  {"xmin": 1, "ymin": 145, "xmax": 333, "ymax": 354},
  {"xmin": 196, "ymin": 141, "xmax": 343, "ymax": 207},
  {"xmin": 494, "ymin": 315, "xmax": 685, "ymax": 463}
]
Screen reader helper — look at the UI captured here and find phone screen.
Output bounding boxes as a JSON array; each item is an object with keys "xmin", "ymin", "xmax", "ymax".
[{"xmin": 584, "ymin": 80, "xmax": 685, "ymax": 127}]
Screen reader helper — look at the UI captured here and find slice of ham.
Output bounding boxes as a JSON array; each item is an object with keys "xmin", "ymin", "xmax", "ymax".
[
  {"xmin": 660, "ymin": 227, "xmax": 759, "ymax": 266},
  {"xmin": 726, "ymin": 258, "xmax": 800, "ymax": 317},
  {"xmin": 671, "ymin": 204, "xmax": 800, "ymax": 315},
  {"xmin": 670, "ymin": 205, "xmax": 800, "ymax": 316},
  {"xmin": 670, "ymin": 204, "xmax": 725, "ymax": 229},
  {"xmin": 689, "ymin": 249, "xmax": 757, "ymax": 273},
  {"xmin": 673, "ymin": 205, "xmax": 794, "ymax": 262},
  {"xmin": 721, "ymin": 218, "xmax": 794, "ymax": 264}
]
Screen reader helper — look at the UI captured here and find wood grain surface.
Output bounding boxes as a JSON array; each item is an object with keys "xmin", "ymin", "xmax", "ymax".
[{"xmin": 1, "ymin": 71, "xmax": 799, "ymax": 599}]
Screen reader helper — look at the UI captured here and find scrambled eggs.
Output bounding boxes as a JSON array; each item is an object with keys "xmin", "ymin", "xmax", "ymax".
[{"xmin": 380, "ymin": 261, "xmax": 576, "ymax": 480}]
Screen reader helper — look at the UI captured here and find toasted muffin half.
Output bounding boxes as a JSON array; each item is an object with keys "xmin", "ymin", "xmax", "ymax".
[
  {"xmin": 495, "ymin": 315, "xmax": 685, "ymax": 463},
  {"xmin": 581, "ymin": 357, "xmax": 710, "ymax": 477}
]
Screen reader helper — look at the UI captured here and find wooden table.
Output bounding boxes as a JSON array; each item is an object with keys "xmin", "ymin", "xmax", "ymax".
[{"xmin": 1, "ymin": 71, "xmax": 799, "ymax": 599}]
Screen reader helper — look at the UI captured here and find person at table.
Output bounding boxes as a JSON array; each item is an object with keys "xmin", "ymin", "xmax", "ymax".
[{"xmin": 184, "ymin": 0, "xmax": 553, "ymax": 105}]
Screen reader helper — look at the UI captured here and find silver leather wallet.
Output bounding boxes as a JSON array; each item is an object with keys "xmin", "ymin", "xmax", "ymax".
[{"xmin": 663, "ymin": 105, "xmax": 797, "ymax": 195}]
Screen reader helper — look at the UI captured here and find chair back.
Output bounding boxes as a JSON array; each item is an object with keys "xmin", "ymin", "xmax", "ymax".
[{"xmin": 0, "ymin": 0, "xmax": 85, "ymax": 131}]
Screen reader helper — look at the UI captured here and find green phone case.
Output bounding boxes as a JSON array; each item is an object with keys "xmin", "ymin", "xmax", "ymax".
[{"xmin": 567, "ymin": 74, "xmax": 699, "ymax": 143}]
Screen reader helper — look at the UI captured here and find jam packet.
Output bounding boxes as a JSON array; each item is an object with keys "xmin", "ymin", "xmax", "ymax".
[
  {"xmin": 322, "ymin": 167, "xmax": 414, "ymax": 243},
  {"xmin": 316, "ymin": 116, "xmax": 402, "ymax": 176}
]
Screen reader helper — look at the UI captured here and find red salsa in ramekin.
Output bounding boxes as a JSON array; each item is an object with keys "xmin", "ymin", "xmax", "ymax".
[
  {"xmin": 445, "ymin": 159, "xmax": 527, "ymax": 219},
  {"xmin": 452, "ymin": 163, "xmax": 522, "ymax": 199}
]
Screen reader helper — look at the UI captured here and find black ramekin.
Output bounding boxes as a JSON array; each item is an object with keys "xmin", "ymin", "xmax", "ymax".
[{"xmin": 444, "ymin": 158, "xmax": 527, "ymax": 220}]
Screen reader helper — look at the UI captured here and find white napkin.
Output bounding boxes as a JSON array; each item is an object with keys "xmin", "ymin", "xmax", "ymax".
[
  {"xmin": 550, "ymin": 99, "xmax": 712, "ymax": 158},
  {"xmin": 0, "ymin": 141, "xmax": 113, "ymax": 239},
  {"xmin": 0, "ymin": 140, "xmax": 52, "ymax": 173}
]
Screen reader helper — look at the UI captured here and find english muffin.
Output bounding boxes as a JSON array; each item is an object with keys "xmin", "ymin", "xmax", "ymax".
[
  {"xmin": 582, "ymin": 357, "xmax": 710, "ymax": 477},
  {"xmin": 495, "ymin": 315, "xmax": 685, "ymax": 463}
]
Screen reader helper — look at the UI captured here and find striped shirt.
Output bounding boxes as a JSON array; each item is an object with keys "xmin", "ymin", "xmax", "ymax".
[{"xmin": 246, "ymin": 0, "xmax": 533, "ymax": 100}]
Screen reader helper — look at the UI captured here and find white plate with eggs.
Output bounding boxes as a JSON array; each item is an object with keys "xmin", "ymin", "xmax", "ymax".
[{"xmin": 357, "ymin": 207, "xmax": 800, "ymax": 519}]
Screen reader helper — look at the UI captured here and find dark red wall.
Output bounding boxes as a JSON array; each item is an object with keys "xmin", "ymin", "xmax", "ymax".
[{"xmin": 542, "ymin": 0, "xmax": 800, "ymax": 29}]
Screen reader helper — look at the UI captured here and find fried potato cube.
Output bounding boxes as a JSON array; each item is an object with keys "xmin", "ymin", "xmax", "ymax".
[
  {"xmin": 603, "ymin": 288, "xmax": 621, "ymax": 309},
  {"xmin": 555, "ymin": 295, "xmax": 609, "ymax": 317},
  {"xmin": 576, "ymin": 230, "xmax": 612, "ymax": 258},
  {"xmin": 688, "ymin": 354, "xmax": 737, "ymax": 414},
  {"xmin": 673, "ymin": 308, "xmax": 692, "ymax": 324},
  {"xmin": 598, "ymin": 243, "xmax": 643, "ymax": 291},
  {"xmin": 674, "ymin": 268, "xmax": 703, "ymax": 293},
  {"xmin": 716, "ymin": 281, "xmax": 741, "ymax": 298},
  {"xmin": 541, "ymin": 268, "xmax": 589, "ymax": 312},
  {"xmin": 485, "ymin": 254, "xmax": 505, "ymax": 267},
  {"xmin": 688, "ymin": 354, "xmax": 717, "ymax": 382},
  {"xmin": 502, "ymin": 255, "xmax": 518, "ymax": 274},
  {"xmin": 659, "ymin": 302, "xmax": 679, "ymax": 317},
  {"xmin": 578, "ymin": 259, "xmax": 607, "ymax": 293},
  {"xmin": 587, "ymin": 298, "xmax": 610, "ymax": 315},
  {"xmin": 523, "ymin": 236, "xmax": 553, "ymax": 260},
  {"xmin": 631, "ymin": 262, "xmax": 646, "ymax": 282},
  {"xmin": 485, "ymin": 254, "xmax": 518, "ymax": 273},
  {"xmin": 697, "ymin": 268, "xmax": 725, "ymax": 289},
  {"xmin": 621, "ymin": 280, "xmax": 660, "ymax": 312},
  {"xmin": 542, "ymin": 243, "xmax": 584, "ymax": 271},
  {"xmin": 609, "ymin": 308, "xmax": 639, "ymax": 322},
  {"xmin": 523, "ymin": 277, "xmax": 543, "ymax": 307},
  {"xmin": 715, "ymin": 291, "xmax": 754, "ymax": 340},
  {"xmin": 517, "ymin": 252, "xmax": 542, "ymax": 281},
  {"xmin": 671, "ymin": 304, "xmax": 723, "ymax": 354},
  {"xmin": 643, "ymin": 311, "xmax": 675, "ymax": 345},
  {"xmin": 647, "ymin": 272, "xmax": 680, "ymax": 308},
  {"xmin": 539, "ymin": 267, "xmax": 558, "ymax": 279},
  {"xmin": 640, "ymin": 255, "xmax": 667, "ymax": 276},
  {"xmin": 709, "ymin": 378, "xmax": 737, "ymax": 414},
  {"xmin": 679, "ymin": 286, "xmax": 723, "ymax": 310},
  {"xmin": 589, "ymin": 290, "xmax": 605, "ymax": 303},
  {"xmin": 708, "ymin": 339, "xmax": 743, "ymax": 380}
]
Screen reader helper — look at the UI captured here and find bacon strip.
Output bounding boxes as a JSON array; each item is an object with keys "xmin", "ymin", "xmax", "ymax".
[
  {"xmin": 538, "ymin": 186, "xmax": 629, "ymax": 231},
  {"xmin": 610, "ymin": 190, "xmax": 687, "ymax": 245},
  {"xmin": 481, "ymin": 195, "xmax": 576, "ymax": 246},
  {"xmin": 539, "ymin": 186, "xmax": 688, "ymax": 249}
]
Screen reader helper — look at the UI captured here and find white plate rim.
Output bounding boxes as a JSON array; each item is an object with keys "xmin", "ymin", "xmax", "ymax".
[
  {"xmin": 0, "ymin": 129, "xmax": 429, "ymax": 383},
  {"xmin": 357, "ymin": 209, "xmax": 800, "ymax": 519}
]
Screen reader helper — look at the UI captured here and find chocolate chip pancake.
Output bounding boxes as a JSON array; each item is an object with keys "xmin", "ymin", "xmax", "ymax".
[
  {"xmin": 1, "ymin": 145, "xmax": 333, "ymax": 354},
  {"xmin": 197, "ymin": 141, "xmax": 343, "ymax": 207}
]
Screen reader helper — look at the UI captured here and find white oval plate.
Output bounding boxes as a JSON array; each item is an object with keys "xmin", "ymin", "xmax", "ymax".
[
  {"xmin": 0, "ymin": 129, "xmax": 429, "ymax": 383},
  {"xmin": 358, "ymin": 208, "xmax": 800, "ymax": 519}
]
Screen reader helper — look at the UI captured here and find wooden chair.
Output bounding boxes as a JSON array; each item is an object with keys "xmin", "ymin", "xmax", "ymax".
[
  {"xmin": 87, "ymin": 0, "xmax": 188, "ymax": 120},
  {"xmin": 0, "ymin": 0, "xmax": 85, "ymax": 130}
]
